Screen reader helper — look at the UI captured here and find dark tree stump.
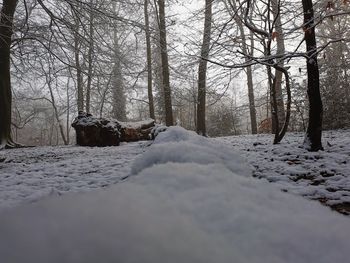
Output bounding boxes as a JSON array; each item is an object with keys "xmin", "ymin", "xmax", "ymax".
[
  {"xmin": 72, "ymin": 112, "xmax": 121, "ymax": 147},
  {"xmin": 72, "ymin": 112, "xmax": 158, "ymax": 146}
]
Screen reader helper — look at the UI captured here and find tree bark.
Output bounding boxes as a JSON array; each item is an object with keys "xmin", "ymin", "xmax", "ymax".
[
  {"xmin": 85, "ymin": 0, "xmax": 94, "ymax": 114},
  {"xmin": 271, "ymin": 0, "xmax": 286, "ymax": 127},
  {"xmin": 246, "ymin": 65, "xmax": 257, "ymax": 134},
  {"xmin": 111, "ymin": 31, "xmax": 127, "ymax": 121},
  {"xmin": 157, "ymin": 0, "xmax": 173, "ymax": 126},
  {"xmin": 110, "ymin": 2, "xmax": 127, "ymax": 121},
  {"xmin": 0, "ymin": 0, "xmax": 18, "ymax": 148},
  {"xmin": 302, "ymin": 0, "xmax": 323, "ymax": 151},
  {"xmin": 144, "ymin": 0, "xmax": 155, "ymax": 120},
  {"xmin": 73, "ymin": 17, "xmax": 84, "ymax": 113},
  {"xmin": 196, "ymin": 0, "xmax": 212, "ymax": 136}
]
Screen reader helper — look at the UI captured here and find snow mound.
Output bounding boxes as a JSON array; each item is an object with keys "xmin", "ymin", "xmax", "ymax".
[
  {"xmin": 153, "ymin": 125, "xmax": 197, "ymax": 143},
  {"xmin": 132, "ymin": 126, "xmax": 250, "ymax": 177},
  {"xmin": 0, "ymin": 127, "xmax": 350, "ymax": 263}
]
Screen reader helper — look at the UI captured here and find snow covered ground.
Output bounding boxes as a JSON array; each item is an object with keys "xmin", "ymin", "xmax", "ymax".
[
  {"xmin": 219, "ymin": 129, "xmax": 350, "ymax": 215},
  {"xmin": 1, "ymin": 128, "xmax": 349, "ymax": 214},
  {"xmin": 0, "ymin": 127, "xmax": 349, "ymax": 263},
  {"xmin": 0, "ymin": 141, "xmax": 150, "ymax": 210}
]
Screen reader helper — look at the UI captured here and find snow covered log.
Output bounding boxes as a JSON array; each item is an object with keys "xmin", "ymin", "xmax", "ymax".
[
  {"xmin": 71, "ymin": 112, "xmax": 121, "ymax": 147},
  {"xmin": 119, "ymin": 119, "xmax": 155, "ymax": 142},
  {"xmin": 71, "ymin": 112, "xmax": 157, "ymax": 146}
]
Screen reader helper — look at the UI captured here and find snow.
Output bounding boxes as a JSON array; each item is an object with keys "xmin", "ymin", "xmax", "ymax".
[
  {"xmin": 219, "ymin": 129, "xmax": 350, "ymax": 213},
  {"xmin": 0, "ymin": 141, "xmax": 150, "ymax": 210},
  {"xmin": 132, "ymin": 126, "xmax": 250, "ymax": 177},
  {"xmin": 119, "ymin": 119, "xmax": 154, "ymax": 129},
  {"xmin": 0, "ymin": 127, "xmax": 350, "ymax": 263},
  {"xmin": 72, "ymin": 112, "xmax": 120, "ymax": 132}
]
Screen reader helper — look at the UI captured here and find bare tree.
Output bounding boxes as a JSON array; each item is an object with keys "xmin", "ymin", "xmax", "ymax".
[
  {"xmin": 39, "ymin": 57, "xmax": 68, "ymax": 145},
  {"xmin": 271, "ymin": 0, "xmax": 286, "ymax": 129},
  {"xmin": 85, "ymin": 0, "xmax": 95, "ymax": 114},
  {"xmin": 0, "ymin": 0, "xmax": 19, "ymax": 148},
  {"xmin": 72, "ymin": 4, "xmax": 84, "ymax": 113},
  {"xmin": 302, "ymin": 0, "xmax": 323, "ymax": 151},
  {"xmin": 224, "ymin": 0, "xmax": 257, "ymax": 134},
  {"xmin": 110, "ymin": 2, "xmax": 127, "ymax": 121},
  {"xmin": 197, "ymin": 0, "xmax": 213, "ymax": 136},
  {"xmin": 156, "ymin": 0, "xmax": 173, "ymax": 126},
  {"xmin": 144, "ymin": 0, "xmax": 155, "ymax": 120}
]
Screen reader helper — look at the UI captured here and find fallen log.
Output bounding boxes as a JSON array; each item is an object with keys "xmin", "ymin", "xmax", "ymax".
[
  {"xmin": 72, "ymin": 112, "xmax": 158, "ymax": 146},
  {"xmin": 119, "ymin": 120, "xmax": 155, "ymax": 142}
]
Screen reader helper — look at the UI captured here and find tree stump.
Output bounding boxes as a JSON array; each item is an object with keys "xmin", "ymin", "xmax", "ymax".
[
  {"xmin": 72, "ymin": 112, "xmax": 158, "ymax": 146},
  {"xmin": 72, "ymin": 112, "xmax": 121, "ymax": 147}
]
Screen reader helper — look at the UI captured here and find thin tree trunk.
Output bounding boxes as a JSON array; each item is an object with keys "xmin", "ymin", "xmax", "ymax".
[
  {"xmin": 266, "ymin": 59, "xmax": 279, "ymax": 137},
  {"xmin": 45, "ymin": 70, "xmax": 68, "ymax": 145},
  {"xmin": 50, "ymin": 84, "xmax": 68, "ymax": 145},
  {"xmin": 99, "ymin": 73, "xmax": 113, "ymax": 118},
  {"xmin": 85, "ymin": 1, "xmax": 94, "ymax": 114},
  {"xmin": 0, "ymin": 0, "xmax": 18, "ymax": 148},
  {"xmin": 111, "ymin": 54, "xmax": 126, "ymax": 121},
  {"xmin": 302, "ymin": 0, "xmax": 323, "ymax": 151},
  {"xmin": 66, "ymin": 78, "xmax": 70, "ymax": 144},
  {"xmin": 73, "ymin": 13, "xmax": 84, "ymax": 113},
  {"xmin": 266, "ymin": 3, "xmax": 280, "ymax": 139},
  {"xmin": 246, "ymin": 65, "xmax": 257, "ymax": 134},
  {"xmin": 225, "ymin": 0, "xmax": 257, "ymax": 134},
  {"xmin": 271, "ymin": 0, "xmax": 286, "ymax": 126},
  {"xmin": 144, "ymin": 0, "xmax": 155, "ymax": 120},
  {"xmin": 197, "ymin": 0, "xmax": 212, "ymax": 136},
  {"xmin": 273, "ymin": 66, "xmax": 291, "ymax": 143},
  {"xmin": 111, "ymin": 19, "xmax": 127, "ymax": 121},
  {"xmin": 157, "ymin": 0, "xmax": 173, "ymax": 126},
  {"xmin": 244, "ymin": 27, "xmax": 257, "ymax": 134}
]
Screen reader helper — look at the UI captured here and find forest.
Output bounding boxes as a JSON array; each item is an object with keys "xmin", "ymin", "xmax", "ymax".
[
  {"xmin": 0, "ymin": 0, "xmax": 348, "ymax": 150},
  {"xmin": 0, "ymin": 0, "xmax": 350, "ymax": 262}
]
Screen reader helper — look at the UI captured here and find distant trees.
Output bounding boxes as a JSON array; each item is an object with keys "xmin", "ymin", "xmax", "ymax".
[
  {"xmin": 223, "ymin": 0, "xmax": 257, "ymax": 134},
  {"xmin": 318, "ymin": 4, "xmax": 350, "ymax": 130},
  {"xmin": 1, "ymin": 0, "xmax": 349, "ymax": 149},
  {"xmin": 215, "ymin": 0, "xmax": 292, "ymax": 144}
]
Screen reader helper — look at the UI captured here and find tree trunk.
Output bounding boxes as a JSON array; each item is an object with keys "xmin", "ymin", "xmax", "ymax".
[
  {"xmin": 226, "ymin": 0, "xmax": 258, "ymax": 134},
  {"xmin": 66, "ymin": 78, "xmax": 71, "ymax": 144},
  {"xmin": 273, "ymin": 66, "xmax": 291, "ymax": 144},
  {"xmin": 111, "ymin": 30, "xmax": 127, "ymax": 121},
  {"xmin": 246, "ymin": 65, "xmax": 257, "ymax": 134},
  {"xmin": 85, "ymin": 1, "xmax": 94, "ymax": 114},
  {"xmin": 157, "ymin": 0, "xmax": 173, "ymax": 126},
  {"xmin": 48, "ymin": 73, "xmax": 68, "ymax": 145},
  {"xmin": 74, "ymin": 23, "xmax": 84, "ymax": 113},
  {"xmin": 196, "ymin": 0, "xmax": 212, "ymax": 136},
  {"xmin": 302, "ymin": 0, "xmax": 323, "ymax": 151},
  {"xmin": 271, "ymin": 0, "xmax": 286, "ymax": 127},
  {"xmin": 40, "ymin": 55, "xmax": 69, "ymax": 146},
  {"xmin": 144, "ymin": 0, "xmax": 155, "ymax": 120},
  {"xmin": 71, "ymin": 4, "xmax": 84, "ymax": 113},
  {"xmin": 0, "ymin": 0, "xmax": 18, "ymax": 148}
]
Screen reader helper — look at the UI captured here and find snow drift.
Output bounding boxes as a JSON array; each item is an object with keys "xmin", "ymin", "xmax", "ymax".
[{"xmin": 0, "ymin": 127, "xmax": 349, "ymax": 263}]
